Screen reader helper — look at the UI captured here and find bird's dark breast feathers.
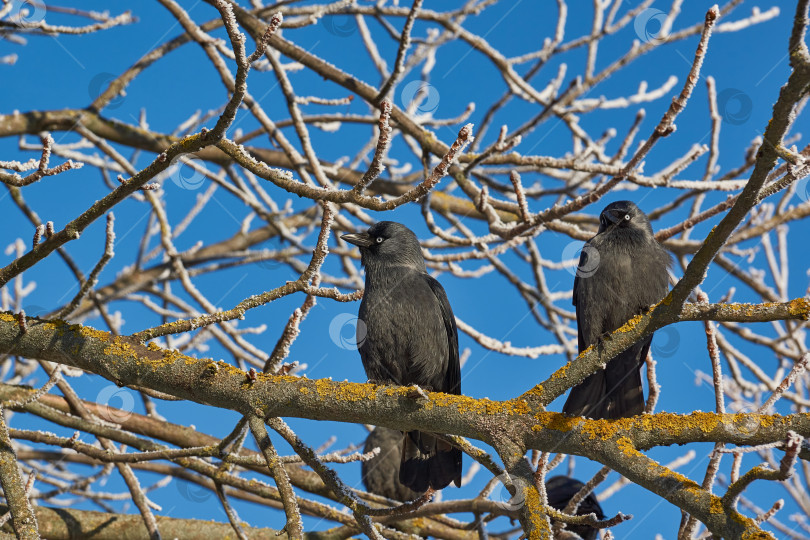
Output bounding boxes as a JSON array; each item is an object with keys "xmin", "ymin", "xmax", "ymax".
[
  {"xmin": 358, "ymin": 273, "xmax": 449, "ymax": 390},
  {"xmin": 577, "ymin": 235, "xmax": 670, "ymax": 345}
]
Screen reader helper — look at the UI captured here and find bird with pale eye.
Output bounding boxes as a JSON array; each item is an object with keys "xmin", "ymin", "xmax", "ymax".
[
  {"xmin": 563, "ymin": 201, "xmax": 673, "ymax": 419},
  {"xmin": 342, "ymin": 221, "xmax": 462, "ymax": 492}
]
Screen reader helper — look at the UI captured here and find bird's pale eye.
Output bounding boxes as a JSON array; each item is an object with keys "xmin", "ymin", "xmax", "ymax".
[
  {"xmin": 375, "ymin": 236, "xmax": 384, "ymax": 244},
  {"xmin": 624, "ymin": 214, "xmax": 631, "ymax": 221}
]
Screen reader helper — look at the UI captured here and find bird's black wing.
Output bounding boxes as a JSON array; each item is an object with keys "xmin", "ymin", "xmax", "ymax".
[
  {"xmin": 424, "ymin": 275, "xmax": 460, "ymax": 395},
  {"xmin": 402, "ymin": 274, "xmax": 462, "ymax": 490},
  {"xmin": 564, "ymin": 242, "xmax": 610, "ymax": 418},
  {"xmin": 572, "ymin": 246, "xmax": 588, "ymax": 353}
]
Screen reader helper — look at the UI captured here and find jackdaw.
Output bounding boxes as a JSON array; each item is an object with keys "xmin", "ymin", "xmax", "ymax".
[
  {"xmin": 546, "ymin": 476, "xmax": 605, "ymax": 540},
  {"xmin": 563, "ymin": 201, "xmax": 672, "ymax": 419},
  {"xmin": 361, "ymin": 427, "xmax": 424, "ymax": 501},
  {"xmin": 342, "ymin": 221, "xmax": 462, "ymax": 492}
]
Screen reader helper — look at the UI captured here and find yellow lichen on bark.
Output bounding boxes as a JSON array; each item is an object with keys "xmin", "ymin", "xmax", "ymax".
[
  {"xmin": 102, "ymin": 337, "xmax": 141, "ymax": 360},
  {"xmin": 153, "ymin": 347, "xmax": 188, "ymax": 368},
  {"xmin": 73, "ymin": 322, "xmax": 110, "ymax": 342},
  {"xmin": 442, "ymin": 394, "xmax": 534, "ymax": 416},
  {"xmin": 549, "ymin": 360, "xmax": 570, "ymax": 380},
  {"xmin": 531, "ymin": 411, "xmax": 782, "ymax": 443},
  {"xmin": 709, "ymin": 496, "xmax": 724, "ymax": 514},
  {"xmin": 615, "ymin": 436, "xmax": 643, "ymax": 458},
  {"xmin": 615, "ymin": 313, "xmax": 644, "ymax": 334},
  {"xmin": 313, "ymin": 379, "xmax": 377, "ymax": 402},
  {"xmin": 787, "ymin": 297, "xmax": 810, "ymax": 319},
  {"xmin": 521, "ymin": 482, "xmax": 552, "ymax": 539},
  {"xmin": 522, "ymin": 384, "xmax": 544, "ymax": 398}
]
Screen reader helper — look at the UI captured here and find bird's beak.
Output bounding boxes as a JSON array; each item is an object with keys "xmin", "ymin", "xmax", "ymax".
[
  {"xmin": 341, "ymin": 232, "xmax": 373, "ymax": 247},
  {"xmin": 604, "ymin": 209, "xmax": 628, "ymax": 225}
]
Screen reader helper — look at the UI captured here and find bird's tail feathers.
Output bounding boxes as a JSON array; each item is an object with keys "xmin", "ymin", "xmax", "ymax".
[
  {"xmin": 562, "ymin": 365, "xmax": 644, "ymax": 419},
  {"xmin": 605, "ymin": 366, "xmax": 644, "ymax": 418},
  {"xmin": 399, "ymin": 431, "xmax": 461, "ymax": 492},
  {"xmin": 562, "ymin": 369, "xmax": 607, "ymax": 418}
]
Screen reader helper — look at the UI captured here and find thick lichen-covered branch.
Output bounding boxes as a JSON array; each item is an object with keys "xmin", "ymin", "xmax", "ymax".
[
  {"xmin": 0, "ymin": 313, "xmax": 805, "ymax": 538},
  {"xmin": 591, "ymin": 435, "xmax": 771, "ymax": 539}
]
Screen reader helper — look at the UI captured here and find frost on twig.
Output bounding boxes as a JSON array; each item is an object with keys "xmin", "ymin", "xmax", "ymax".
[{"xmin": 1, "ymin": 134, "xmax": 82, "ymax": 187}]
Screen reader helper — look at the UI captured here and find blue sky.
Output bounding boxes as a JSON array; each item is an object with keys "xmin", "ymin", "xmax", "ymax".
[{"xmin": 2, "ymin": 0, "xmax": 808, "ymax": 537}]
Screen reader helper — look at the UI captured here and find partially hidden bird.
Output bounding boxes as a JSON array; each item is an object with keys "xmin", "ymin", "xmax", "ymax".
[
  {"xmin": 562, "ymin": 201, "xmax": 672, "ymax": 419},
  {"xmin": 546, "ymin": 476, "xmax": 605, "ymax": 540},
  {"xmin": 361, "ymin": 426, "xmax": 424, "ymax": 501},
  {"xmin": 342, "ymin": 221, "xmax": 462, "ymax": 492}
]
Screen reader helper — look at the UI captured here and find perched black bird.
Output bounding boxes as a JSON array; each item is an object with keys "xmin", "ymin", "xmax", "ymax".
[
  {"xmin": 546, "ymin": 476, "xmax": 605, "ymax": 540},
  {"xmin": 361, "ymin": 427, "xmax": 424, "ymax": 501},
  {"xmin": 563, "ymin": 201, "xmax": 672, "ymax": 419},
  {"xmin": 342, "ymin": 221, "xmax": 462, "ymax": 492}
]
